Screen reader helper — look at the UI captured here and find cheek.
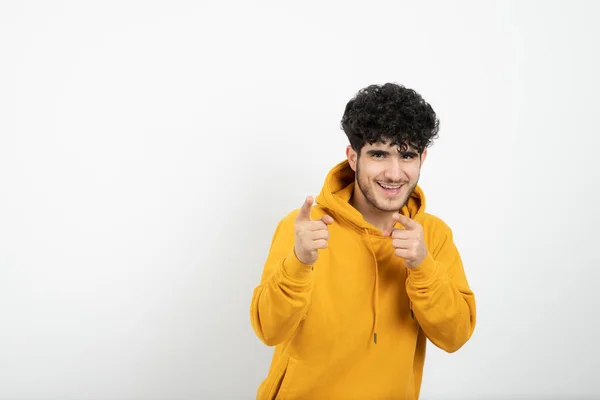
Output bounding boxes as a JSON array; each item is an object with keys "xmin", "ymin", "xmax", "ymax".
[
  {"xmin": 360, "ymin": 163, "xmax": 385, "ymax": 180},
  {"xmin": 406, "ymin": 164, "xmax": 421, "ymax": 179},
  {"xmin": 365, "ymin": 169, "xmax": 384, "ymax": 182}
]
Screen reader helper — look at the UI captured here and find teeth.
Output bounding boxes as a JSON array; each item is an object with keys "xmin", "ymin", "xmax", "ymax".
[{"xmin": 380, "ymin": 183, "xmax": 401, "ymax": 189}]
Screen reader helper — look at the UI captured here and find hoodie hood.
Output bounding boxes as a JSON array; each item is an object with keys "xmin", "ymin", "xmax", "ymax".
[{"xmin": 315, "ymin": 159, "xmax": 427, "ymax": 233}]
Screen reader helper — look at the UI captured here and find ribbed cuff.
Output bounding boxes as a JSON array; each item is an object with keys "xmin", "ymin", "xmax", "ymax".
[
  {"xmin": 407, "ymin": 252, "xmax": 440, "ymax": 286},
  {"xmin": 281, "ymin": 250, "xmax": 313, "ymax": 283}
]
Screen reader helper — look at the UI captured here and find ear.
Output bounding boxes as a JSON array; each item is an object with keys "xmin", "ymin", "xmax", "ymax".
[
  {"xmin": 420, "ymin": 148, "xmax": 428, "ymax": 166},
  {"xmin": 346, "ymin": 145, "xmax": 358, "ymax": 171}
]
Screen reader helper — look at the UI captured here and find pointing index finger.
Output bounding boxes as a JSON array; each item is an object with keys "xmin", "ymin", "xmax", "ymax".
[
  {"xmin": 296, "ymin": 196, "xmax": 314, "ymax": 222},
  {"xmin": 393, "ymin": 212, "xmax": 418, "ymax": 230}
]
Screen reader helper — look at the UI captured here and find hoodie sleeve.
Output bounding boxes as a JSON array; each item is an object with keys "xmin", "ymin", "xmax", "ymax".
[
  {"xmin": 405, "ymin": 220, "xmax": 476, "ymax": 353},
  {"xmin": 250, "ymin": 213, "xmax": 314, "ymax": 346}
]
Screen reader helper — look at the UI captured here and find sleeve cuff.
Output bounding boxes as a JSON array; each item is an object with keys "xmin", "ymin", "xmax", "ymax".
[
  {"xmin": 407, "ymin": 252, "xmax": 440, "ymax": 286},
  {"xmin": 281, "ymin": 250, "xmax": 313, "ymax": 283}
]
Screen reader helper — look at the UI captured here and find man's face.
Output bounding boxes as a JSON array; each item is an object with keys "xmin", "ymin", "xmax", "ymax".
[{"xmin": 347, "ymin": 140, "xmax": 426, "ymax": 213}]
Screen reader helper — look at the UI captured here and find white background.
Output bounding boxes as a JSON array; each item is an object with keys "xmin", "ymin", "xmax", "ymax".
[{"xmin": 1, "ymin": 1, "xmax": 599, "ymax": 399}]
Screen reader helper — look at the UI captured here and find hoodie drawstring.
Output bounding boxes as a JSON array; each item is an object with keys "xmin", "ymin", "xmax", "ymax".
[{"xmin": 364, "ymin": 228, "xmax": 379, "ymax": 344}]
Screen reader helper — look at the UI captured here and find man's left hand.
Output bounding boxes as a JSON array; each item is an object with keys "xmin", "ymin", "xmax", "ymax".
[{"xmin": 391, "ymin": 213, "xmax": 428, "ymax": 269}]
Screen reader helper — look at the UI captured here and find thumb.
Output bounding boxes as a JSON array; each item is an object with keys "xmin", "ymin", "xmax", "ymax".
[
  {"xmin": 321, "ymin": 214, "xmax": 334, "ymax": 225},
  {"xmin": 296, "ymin": 196, "xmax": 314, "ymax": 221}
]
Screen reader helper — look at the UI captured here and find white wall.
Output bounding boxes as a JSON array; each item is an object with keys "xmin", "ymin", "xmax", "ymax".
[{"xmin": 1, "ymin": 1, "xmax": 599, "ymax": 399}]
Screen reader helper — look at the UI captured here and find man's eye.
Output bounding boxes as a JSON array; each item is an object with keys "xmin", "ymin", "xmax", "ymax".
[
  {"xmin": 402, "ymin": 152, "xmax": 417, "ymax": 159},
  {"xmin": 372, "ymin": 152, "xmax": 385, "ymax": 158}
]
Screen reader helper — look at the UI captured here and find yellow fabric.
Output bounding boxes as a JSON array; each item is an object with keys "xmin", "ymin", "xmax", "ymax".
[{"xmin": 250, "ymin": 159, "xmax": 476, "ymax": 400}]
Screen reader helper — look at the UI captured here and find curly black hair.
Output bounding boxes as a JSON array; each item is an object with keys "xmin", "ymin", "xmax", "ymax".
[{"xmin": 340, "ymin": 83, "xmax": 440, "ymax": 154}]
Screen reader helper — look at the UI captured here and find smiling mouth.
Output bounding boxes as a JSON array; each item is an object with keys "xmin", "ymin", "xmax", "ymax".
[
  {"xmin": 378, "ymin": 183, "xmax": 402, "ymax": 189},
  {"xmin": 377, "ymin": 182, "xmax": 403, "ymax": 194}
]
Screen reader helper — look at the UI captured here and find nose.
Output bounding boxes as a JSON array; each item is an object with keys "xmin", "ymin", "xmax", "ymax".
[{"xmin": 382, "ymin": 156, "xmax": 407, "ymax": 182}]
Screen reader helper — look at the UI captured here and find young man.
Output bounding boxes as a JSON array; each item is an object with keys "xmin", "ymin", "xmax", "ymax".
[{"xmin": 250, "ymin": 83, "xmax": 476, "ymax": 399}]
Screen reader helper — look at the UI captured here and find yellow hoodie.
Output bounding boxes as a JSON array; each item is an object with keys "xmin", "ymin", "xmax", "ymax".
[{"xmin": 250, "ymin": 160, "xmax": 476, "ymax": 400}]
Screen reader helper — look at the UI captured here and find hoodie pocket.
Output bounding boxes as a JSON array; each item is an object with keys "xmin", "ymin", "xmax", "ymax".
[{"xmin": 268, "ymin": 356, "xmax": 298, "ymax": 400}]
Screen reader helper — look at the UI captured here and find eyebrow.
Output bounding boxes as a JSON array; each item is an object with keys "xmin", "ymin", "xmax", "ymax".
[
  {"xmin": 400, "ymin": 149, "xmax": 419, "ymax": 154},
  {"xmin": 365, "ymin": 149, "xmax": 389, "ymax": 155},
  {"xmin": 398, "ymin": 144, "xmax": 419, "ymax": 153},
  {"xmin": 366, "ymin": 147, "xmax": 419, "ymax": 154}
]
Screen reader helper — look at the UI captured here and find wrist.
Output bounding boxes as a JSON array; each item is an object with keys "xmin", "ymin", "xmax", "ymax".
[
  {"xmin": 282, "ymin": 250, "xmax": 314, "ymax": 282},
  {"xmin": 293, "ymin": 246, "xmax": 314, "ymax": 266}
]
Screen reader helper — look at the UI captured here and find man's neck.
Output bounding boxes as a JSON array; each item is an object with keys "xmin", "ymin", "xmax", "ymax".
[{"xmin": 349, "ymin": 195, "xmax": 396, "ymax": 236}]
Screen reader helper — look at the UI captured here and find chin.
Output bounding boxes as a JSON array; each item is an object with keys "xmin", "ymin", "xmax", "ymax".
[{"xmin": 374, "ymin": 198, "xmax": 406, "ymax": 212}]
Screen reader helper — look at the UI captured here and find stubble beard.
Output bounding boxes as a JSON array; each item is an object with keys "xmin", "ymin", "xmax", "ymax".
[{"xmin": 356, "ymin": 163, "xmax": 418, "ymax": 213}]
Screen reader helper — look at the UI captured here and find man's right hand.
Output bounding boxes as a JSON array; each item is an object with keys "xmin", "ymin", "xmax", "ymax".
[{"xmin": 293, "ymin": 196, "xmax": 334, "ymax": 265}]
